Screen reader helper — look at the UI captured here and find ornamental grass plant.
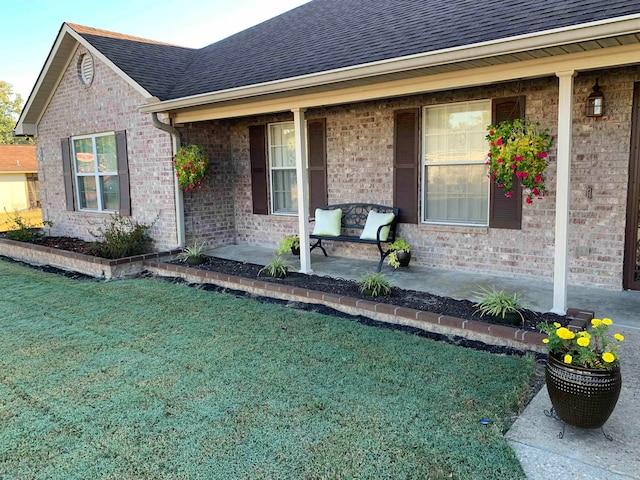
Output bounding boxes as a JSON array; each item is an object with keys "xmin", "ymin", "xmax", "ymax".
[
  {"xmin": 539, "ymin": 318, "xmax": 625, "ymax": 370},
  {"xmin": 0, "ymin": 259, "xmax": 536, "ymax": 479}
]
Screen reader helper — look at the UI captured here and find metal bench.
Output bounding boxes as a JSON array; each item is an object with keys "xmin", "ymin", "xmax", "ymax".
[{"xmin": 310, "ymin": 203, "xmax": 399, "ymax": 272}]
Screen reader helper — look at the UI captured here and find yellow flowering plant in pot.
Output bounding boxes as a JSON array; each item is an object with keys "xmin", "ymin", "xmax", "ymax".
[
  {"xmin": 173, "ymin": 145, "xmax": 211, "ymax": 192},
  {"xmin": 539, "ymin": 318, "xmax": 624, "ymax": 370},
  {"xmin": 540, "ymin": 318, "xmax": 625, "ymax": 431},
  {"xmin": 486, "ymin": 119, "xmax": 553, "ymax": 204}
]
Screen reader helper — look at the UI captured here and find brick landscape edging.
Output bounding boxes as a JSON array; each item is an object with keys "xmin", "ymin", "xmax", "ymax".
[
  {"xmin": 0, "ymin": 237, "xmax": 179, "ymax": 279},
  {"xmin": 145, "ymin": 260, "xmax": 548, "ymax": 353}
]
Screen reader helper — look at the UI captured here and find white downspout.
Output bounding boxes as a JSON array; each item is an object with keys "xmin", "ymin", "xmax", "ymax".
[
  {"xmin": 551, "ymin": 70, "xmax": 576, "ymax": 314},
  {"xmin": 151, "ymin": 112, "xmax": 185, "ymax": 248}
]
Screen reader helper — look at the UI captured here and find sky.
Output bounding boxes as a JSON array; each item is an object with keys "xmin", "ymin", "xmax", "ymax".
[{"xmin": 1, "ymin": 0, "xmax": 311, "ymax": 101}]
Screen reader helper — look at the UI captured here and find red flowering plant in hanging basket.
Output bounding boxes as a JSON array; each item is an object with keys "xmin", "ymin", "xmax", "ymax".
[
  {"xmin": 486, "ymin": 119, "xmax": 553, "ymax": 204},
  {"xmin": 173, "ymin": 145, "xmax": 210, "ymax": 192}
]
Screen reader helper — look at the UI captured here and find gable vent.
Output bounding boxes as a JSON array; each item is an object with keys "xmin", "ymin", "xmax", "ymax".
[{"xmin": 77, "ymin": 53, "xmax": 94, "ymax": 86}]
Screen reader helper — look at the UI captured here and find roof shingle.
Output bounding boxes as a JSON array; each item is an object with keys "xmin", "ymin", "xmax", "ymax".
[{"xmin": 73, "ymin": 0, "xmax": 640, "ymax": 102}]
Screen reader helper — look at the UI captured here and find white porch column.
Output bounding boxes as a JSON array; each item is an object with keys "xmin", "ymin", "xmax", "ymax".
[
  {"xmin": 551, "ymin": 70, "xmax": 576, "ymax": 314},
  {"xmin": 292, "ymin": 107, "xmax": 312, "ymax": 273}
]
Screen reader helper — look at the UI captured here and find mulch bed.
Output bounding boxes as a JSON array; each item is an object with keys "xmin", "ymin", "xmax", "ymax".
[{"xmin": 5, "ymin": 235, "xmax": 566, "ymax": 331}]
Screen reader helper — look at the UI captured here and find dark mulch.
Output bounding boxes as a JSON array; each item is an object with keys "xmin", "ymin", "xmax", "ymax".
[
  {"xmin": 172, "ymin": 256, "xmax": 566, "ymax": 332},
  {"xmin": 33, "ymin": 236, "xmax": 97, "ymax": 256}
]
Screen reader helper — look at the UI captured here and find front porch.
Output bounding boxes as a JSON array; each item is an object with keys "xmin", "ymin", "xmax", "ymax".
[{"xmin": 208, "ymin": 243, "xmax": 640, "ymax": 331}]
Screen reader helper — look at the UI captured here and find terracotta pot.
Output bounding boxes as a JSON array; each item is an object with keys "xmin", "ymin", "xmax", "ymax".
[{"xmin": 545, "ymin": 354, "xmax": 622, "ymax": 429}]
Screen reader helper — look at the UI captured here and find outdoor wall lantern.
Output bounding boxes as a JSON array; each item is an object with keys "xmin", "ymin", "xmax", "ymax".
[{"xmin": 586, "ymin": 79, "xmax": 604, "ymax": 117}]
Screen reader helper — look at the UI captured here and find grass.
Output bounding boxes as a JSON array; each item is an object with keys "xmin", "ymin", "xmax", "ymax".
[{"xmin": 0, "ymin": 260, "xmax": 534, "ymax": 479}]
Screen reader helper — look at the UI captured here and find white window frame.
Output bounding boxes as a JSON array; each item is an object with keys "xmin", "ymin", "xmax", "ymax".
[
  {"xmin": 267, "ymin": 121, "xmax": 308, "ymax": 216},
  {"xmin": 71, "ymin": 132, "xmax": 118, "ymax": 213},
  {"xmin": 421, "ymin": 100, "xmax": 491, "ymax": 226}
]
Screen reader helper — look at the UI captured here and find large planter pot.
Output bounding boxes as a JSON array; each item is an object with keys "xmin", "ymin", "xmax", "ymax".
[{"xmin": 545, "ymin": 354, "xmax": 622, "ymax": 430}]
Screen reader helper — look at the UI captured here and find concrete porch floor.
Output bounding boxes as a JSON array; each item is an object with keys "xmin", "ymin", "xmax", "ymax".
[{"xmin": 209, "ymin": 243, "xmax": 640, "ymax": 480}]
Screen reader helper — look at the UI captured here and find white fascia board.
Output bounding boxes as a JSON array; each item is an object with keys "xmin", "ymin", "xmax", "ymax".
[
  {"xmin": 141, "ymin": 13, "xmax": 640, "ymax": 114},
  {"xmin": 12, "ymin": 124, "xmax": 37, "ymax": 136}
]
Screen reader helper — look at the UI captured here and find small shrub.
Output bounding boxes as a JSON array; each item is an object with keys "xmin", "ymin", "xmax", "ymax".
[
  {"xmin": 258, "ymin": 256, "xmax": 288, "ymax": 278},
  {"xmin": 473, "ymin": 286, "xmax": 525, "ymax": 324},
  {"xmin": 89, "ymin": 214, "xmax": 155, "ymax": 259},
  {"xmin": 3, "ymin": 209, "xmax": 52, "ymax": 242},
  {"xmin": 177, "ymin": 242, "xmax": 208, "ymax": 264},
  {"xmin": 358, "ymin": 273, "xmax": 392, "ymax": 297}
]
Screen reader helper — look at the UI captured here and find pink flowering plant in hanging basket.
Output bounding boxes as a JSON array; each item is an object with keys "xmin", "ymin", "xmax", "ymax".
[
  {"xmin": 173, "ymin": 145, "xmax": 210, "ymax": 192},
  {"xmin": 486, "ymin": 119, "xmax": 553, "ymax": 203}
]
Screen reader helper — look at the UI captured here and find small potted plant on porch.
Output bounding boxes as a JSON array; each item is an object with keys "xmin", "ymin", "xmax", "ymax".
[
  {"xmin": 173, "ymin": 144, "xmax": 211, "ymax": 192},
  {"xmin": 486, "ymin": 119, "xmax": 553, "ymax": 204},
  {"xmin": 386, "ymin": 237, "xmax": 411, "ymax": 268},
  {"xmin": 277, "ymin": 235, "xmax": 300, "ymax": 255},
  {"xmin": 539, "ymin": 318, "xmax": 625, "ymax": 436}
]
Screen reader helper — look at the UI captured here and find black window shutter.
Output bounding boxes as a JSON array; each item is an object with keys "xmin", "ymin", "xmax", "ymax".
[
  {"xmin": 393, "ymin": 108, "xmax": 420, "ymax": 224},
  {"xmin": 61, "ymin": 137, "xmax": 75, "ymax": 211},
  {"xmin": 115, "ymin": 130, "xmax": 131, "ymax": 216},
  {"xmin": 307, "ymin": 118, "xmax": 327, "ymax": 216},
  {"xmin": 489, "ymin": 96, "xmax": 525, "ymax": 229},
  {"xmin": 249, "ymin": 125, "xmax": 269, "ymax": 215}
]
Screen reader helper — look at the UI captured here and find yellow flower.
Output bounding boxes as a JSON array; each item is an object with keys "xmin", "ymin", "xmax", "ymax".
[
  {"xmin": 602, "ymin": 352, "xmax": 615, "ymax": 363},
  {"xmin": 564, "ymin": 354, "xmax": 573, "ymax": 364},
  {"xmin": 591, "ymin": 318, "xmax": 602, "ymax": 327},
  {"xmin": 614, "ymin": 333, "xmax": 625, "ymax": 342},
  {"xmin": 602, "ymin": 318, "xmax": 613, "ymax": 325},
  {"xmin": 553, "ymin": 322, "xmax": 561, "ymax": 328},
  {"xmin": 577, "ymin": 331, "xmax": 591, "ymax": 339},
  {"xmin": 542, "ymin": 338, "xmax": 550, "ymax": 344},
  {"xmin": 577, "ymin": 337, "xmax": 590, "ymax": 347},
  {"xmin": 556, "ymin": 327, "xmax": 575, "ymax": 340}
]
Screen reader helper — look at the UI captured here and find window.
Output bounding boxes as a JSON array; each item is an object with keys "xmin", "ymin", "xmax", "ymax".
[
  {"xmin": 268, "ymin": 122, "xmax": 297, "ymax": 214},
  {"xmin": 422, "ymin": 100, "xmax": 491, "ymax": 225},
  {"xmin": 71, "ymin": 132, "xmax": 119, "ymax": 211}
]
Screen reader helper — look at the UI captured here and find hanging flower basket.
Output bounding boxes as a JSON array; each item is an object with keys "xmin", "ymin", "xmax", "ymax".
[
  {"xmin": 486, "ymin": 119, "xmax": 553, "ymax": 203},
  {"xmin": 173, "ymin": 145, "xmax": 210, "ymax": 192}
]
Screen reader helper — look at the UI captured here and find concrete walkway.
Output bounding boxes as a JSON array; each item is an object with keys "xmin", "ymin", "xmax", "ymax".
[{"xmin": 209, "ymin": 244, "xmax": 640, "ymax": 480}]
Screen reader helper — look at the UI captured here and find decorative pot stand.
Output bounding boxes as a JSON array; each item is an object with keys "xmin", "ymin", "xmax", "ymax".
[{"xmin": 544, "ymin": 406, "xmax": 613, "ymax": 441}]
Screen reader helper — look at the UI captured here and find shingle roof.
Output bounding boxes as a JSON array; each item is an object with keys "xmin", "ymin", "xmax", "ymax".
[
  {"xmin": 74, "ymin": 0, "xmax": 640, "ymax": 102},
  {"xmin": 0, "ymin": 145, "xmax": 37, "ymax": 172},
  {"xmin": 69, "ymin": 24, "xmax": 196, "ymax": 100}
]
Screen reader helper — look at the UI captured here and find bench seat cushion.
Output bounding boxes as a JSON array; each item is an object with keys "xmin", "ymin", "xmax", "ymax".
[{"xmin": 359, "ymin": 211, "xmax": 395, "ymax": 241}]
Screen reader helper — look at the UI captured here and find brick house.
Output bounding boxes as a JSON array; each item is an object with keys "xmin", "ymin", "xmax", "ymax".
[
  {"xmin": 0, "ymin": 145, "xmax": 39, "ymax": 212},
  {"xmin": 13, "ymin": 0, "xmax": 640, "ymax": 313}
]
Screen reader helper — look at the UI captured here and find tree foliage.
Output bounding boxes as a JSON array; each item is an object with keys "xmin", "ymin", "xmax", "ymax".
[{"xmin": 0, "ymin": 81, "xmax": 33, "ymax": 145}]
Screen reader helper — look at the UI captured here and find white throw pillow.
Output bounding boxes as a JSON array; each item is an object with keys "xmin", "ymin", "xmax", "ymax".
[
  {"xmin": 312, "ymin": 208, "xmax": 342, "ymax": 237},
  {"xmin": 359, "ymin": 211, "xmax": 395, "ymax": 241}
]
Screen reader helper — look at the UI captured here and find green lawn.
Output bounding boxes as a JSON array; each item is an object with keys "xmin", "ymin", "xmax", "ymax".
[{"xmin": 0, "ymin": 259, "xmax": 533, "ymax": 479}]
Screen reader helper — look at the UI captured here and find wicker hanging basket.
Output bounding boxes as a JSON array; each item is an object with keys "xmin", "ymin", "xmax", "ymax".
[{"xmin": 545, "ymin": 354, "xmax": 622, "ymax": 429}]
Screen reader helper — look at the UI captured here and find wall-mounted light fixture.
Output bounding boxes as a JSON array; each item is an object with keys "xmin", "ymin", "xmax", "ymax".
[{"xmin": 586, "ymin": 79, "xmax": 604, "ymax": 117}]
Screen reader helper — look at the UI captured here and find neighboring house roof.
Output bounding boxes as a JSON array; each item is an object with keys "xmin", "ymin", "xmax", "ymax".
[
  {"xmin": 0, "ymin": 146, "xmax": 37, "ymax": 173},
  {"xmin": 14, "ymin": 0, "xmax": 640, "ymax": 133}
]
